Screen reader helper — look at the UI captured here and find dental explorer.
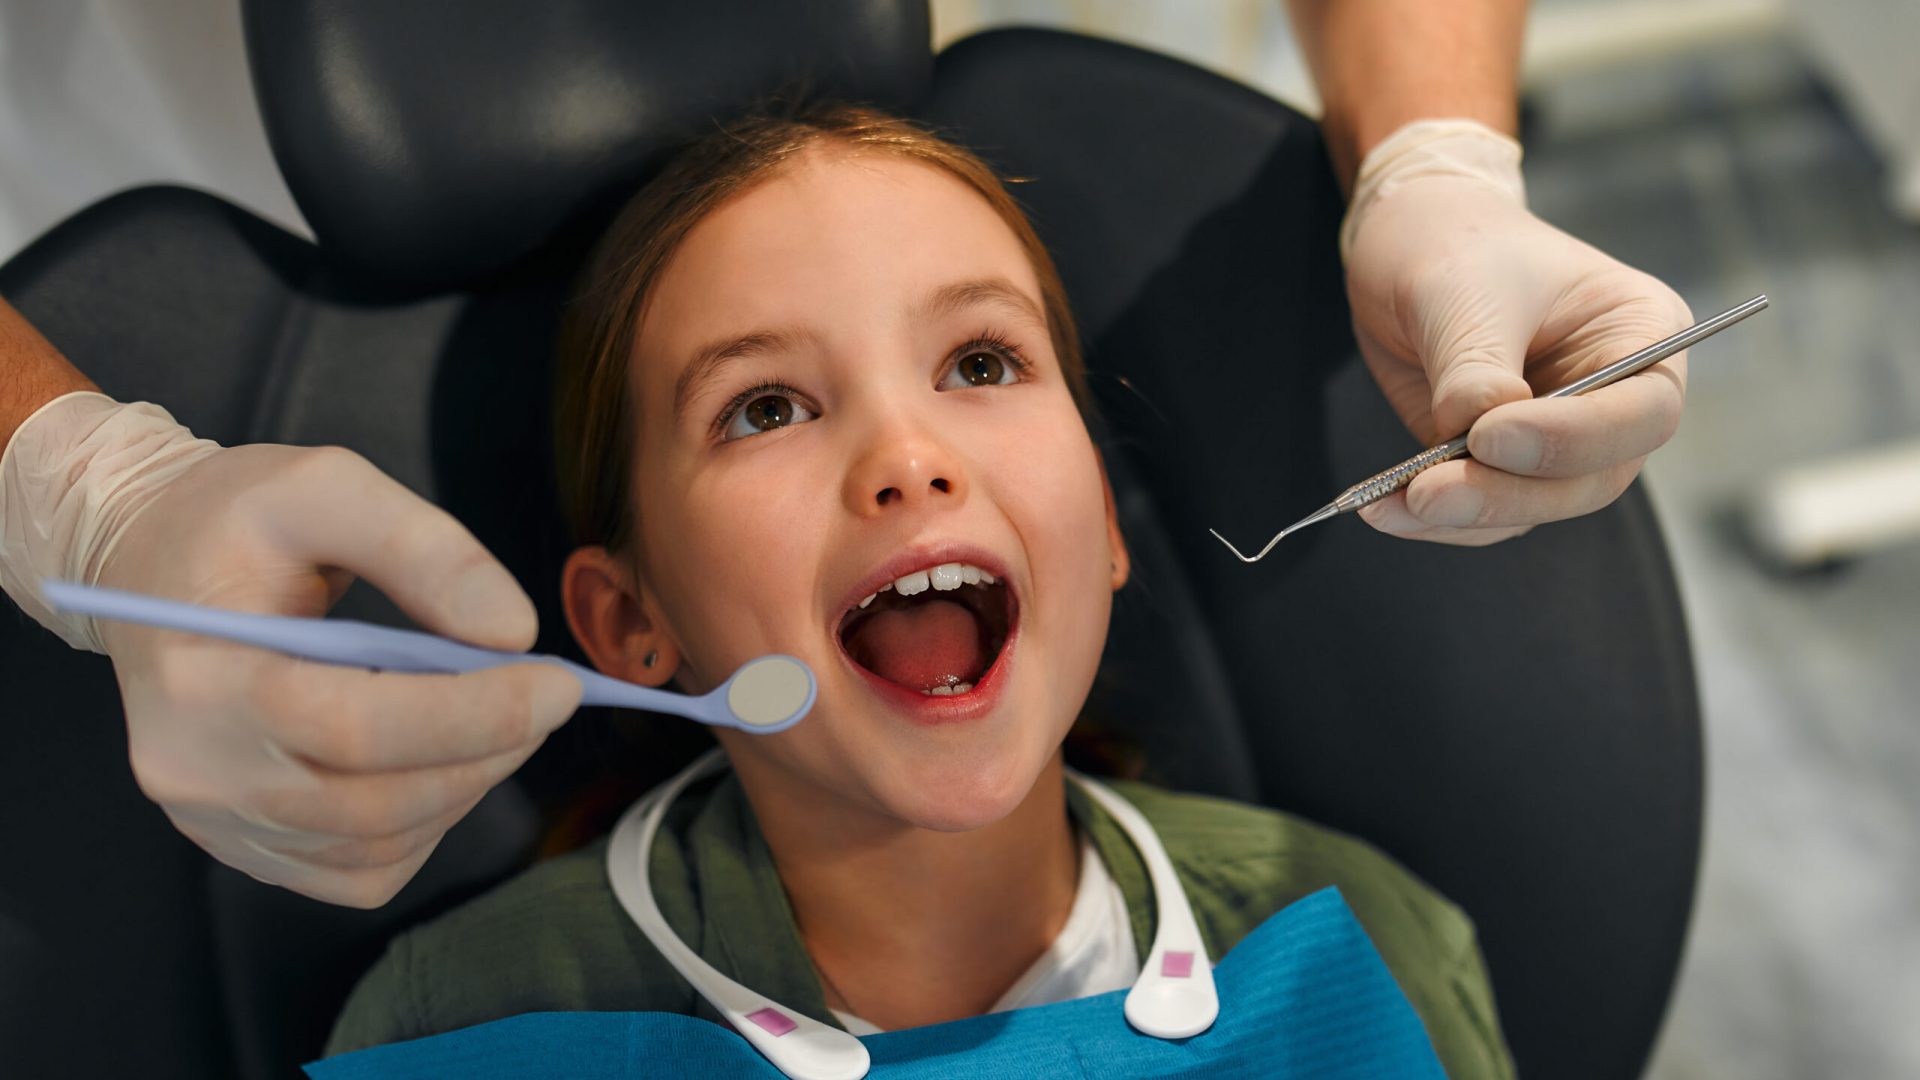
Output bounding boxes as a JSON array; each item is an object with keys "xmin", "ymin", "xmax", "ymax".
[{"xmin": 1209, "ymin": 294, "xmax": 1769, "ymax": 563}]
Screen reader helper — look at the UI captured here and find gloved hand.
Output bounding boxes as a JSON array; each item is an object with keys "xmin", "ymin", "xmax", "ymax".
[
  {"xmin": 1340, "ymin": 119, "xmax": 1692, "ymax": 545},
  {"xmin": 0, "ymin": 394, "xmax": 581, "ymax": 907}
]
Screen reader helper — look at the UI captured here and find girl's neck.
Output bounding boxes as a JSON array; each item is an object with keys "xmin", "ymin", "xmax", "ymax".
[{"xmin": 739, "ymin": 754, "xmax": 1081, "ymax": 1031}]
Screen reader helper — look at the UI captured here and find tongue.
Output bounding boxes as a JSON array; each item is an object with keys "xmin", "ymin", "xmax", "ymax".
[{"xmin": 845, "ymin": 598, "xmax": 986, "ymax": 691}]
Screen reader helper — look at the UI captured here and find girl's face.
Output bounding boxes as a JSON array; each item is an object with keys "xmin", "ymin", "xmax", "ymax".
[{"xmin": 613, "ymin": 146, "xmax": 1125, "ymax": 831}]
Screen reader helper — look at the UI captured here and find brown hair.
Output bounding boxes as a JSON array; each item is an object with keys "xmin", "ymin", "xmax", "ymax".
[{"xmin": 553, "ymin": 101, "xmax": 1090, "ymax": 553}]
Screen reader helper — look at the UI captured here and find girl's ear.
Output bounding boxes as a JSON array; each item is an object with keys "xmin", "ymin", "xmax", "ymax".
[
  {"xmin": 1098, "ymin": 455, "xmax": 1131, "ymax": 591},
  {"xmin": 561, "ymin": 546, "xmax": 681, "ymax": 685}
]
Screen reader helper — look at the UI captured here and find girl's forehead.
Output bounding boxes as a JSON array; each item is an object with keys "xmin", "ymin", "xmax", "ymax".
[
  {"xmin": 634, "ymin": 149, "xmax": 1044, "ymax": 367},
  {"xmin": 693, "ymin": 152, "xmax": 1025, "ymax": 282}
]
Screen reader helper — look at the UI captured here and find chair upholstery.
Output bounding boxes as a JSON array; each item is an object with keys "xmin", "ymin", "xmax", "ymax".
[{"xmin": 0, "ymin": 4, "xmax": 1700, "ymax": 1077}]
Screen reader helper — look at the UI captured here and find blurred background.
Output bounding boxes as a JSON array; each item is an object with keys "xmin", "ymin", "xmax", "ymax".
[{"xmin": 3, "ymin": 2, "xmax": 1915, "ymax": 1076}]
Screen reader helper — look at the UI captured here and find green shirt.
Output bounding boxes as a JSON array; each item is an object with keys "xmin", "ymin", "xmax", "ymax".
[{"xmin": 327, "ymin": 774, "xmax": 1514, "ymax": 1078}]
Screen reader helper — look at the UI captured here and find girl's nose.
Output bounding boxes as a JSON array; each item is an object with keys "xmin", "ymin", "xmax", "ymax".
[{"xmin": 842, "ymin": 420, "xmax": 969, "ymax": 517}]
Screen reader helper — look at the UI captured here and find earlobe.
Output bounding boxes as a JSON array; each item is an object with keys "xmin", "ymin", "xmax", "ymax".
[
  {"xmin": 560, "ymin": 546, "xmax": 681, "ymax": 685},
  {"xmin": 1098, "ymin": 456, "xmax": 1131, "ymax": 591}
]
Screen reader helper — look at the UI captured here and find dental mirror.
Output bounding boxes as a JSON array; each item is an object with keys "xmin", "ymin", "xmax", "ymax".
[{"xmin": 41, "ymin": 580, "xmax": 816, "ymax": 734}]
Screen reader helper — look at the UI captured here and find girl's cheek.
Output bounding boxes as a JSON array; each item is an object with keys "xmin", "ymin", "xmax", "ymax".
[
  {"xmin": 689, "ymin": 433, "xmax": 829, "ymax": 519},
  {"xmin": 995, "ymin": 419, "xmax": 1110, "ymax": 565},
  {"xmin": 651, "ymin": 444, "xmax": 831, "ymax": 645}
]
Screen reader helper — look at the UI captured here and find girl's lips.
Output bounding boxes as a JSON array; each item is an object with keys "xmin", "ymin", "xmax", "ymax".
[
  {"xmin": 836, "ymin": 619, "xmax": 1019, "ymax": 725},
  {"xmin": 829, "ymin": 538, "xmax": 1020, "ymax": 722}
]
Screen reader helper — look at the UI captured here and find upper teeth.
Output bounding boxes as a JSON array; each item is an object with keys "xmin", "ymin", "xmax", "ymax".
[{"xmin": 856, "ymin": 561, "xmax": 998, "ymax": 609}]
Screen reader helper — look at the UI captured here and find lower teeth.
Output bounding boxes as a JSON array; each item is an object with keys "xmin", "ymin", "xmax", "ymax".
[{"xmin": 923, "ymin": 681, "xmax": 975, "ymax": 696}]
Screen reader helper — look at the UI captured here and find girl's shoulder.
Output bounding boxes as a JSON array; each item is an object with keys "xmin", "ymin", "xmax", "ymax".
[
  {"xmin": 1100, "ymin": 780, "xmax": 1514, "ymax": 1080},
  {"xmin": 324, "ymin": 833, "xmax": 700, "ymax": 1058},
  {"xmin": 1103, "ymin": 779, "xmax": 1479, "ymax": 960}
]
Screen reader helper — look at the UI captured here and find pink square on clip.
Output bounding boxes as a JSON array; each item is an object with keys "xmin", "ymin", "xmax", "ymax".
[
  {"xmin": 1161, "ymin": 950, "xmax": 1195, "ymax": 978},
  {"xmin": 746, "ymin": 1007, "xmax": 798, "ymax": 1037}
]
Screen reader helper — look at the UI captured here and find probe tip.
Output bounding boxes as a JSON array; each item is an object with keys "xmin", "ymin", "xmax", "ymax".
[{"xmin": 1207, "ymin": 528, "xmax": 1261, "ymax": 563}]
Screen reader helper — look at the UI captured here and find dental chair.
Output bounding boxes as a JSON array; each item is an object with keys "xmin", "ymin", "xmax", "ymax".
[{"xmin": 0, "ymin": 3, "xmax": 1702, "ymax": 1078}]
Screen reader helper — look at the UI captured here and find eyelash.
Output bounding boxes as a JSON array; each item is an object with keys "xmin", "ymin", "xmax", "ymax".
[
  {"xmin": 709, "ymin": 331, "xmax": 1036, "ymax": 439},
  {"xmin": 961, "ymin": 330, "xmax": 1035, "ymax": 378},
  {"xmin": 712, "ymin": 381, "xmax": 806, "ymax": 439}
]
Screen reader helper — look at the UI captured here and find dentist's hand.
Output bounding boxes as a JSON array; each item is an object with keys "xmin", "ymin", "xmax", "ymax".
[
  {"xmin": 1340, "ymin": 120, "xmax": 1691, "ymax": 546},
  {"xmin": 91, "ymin": 441, "xmax": 582, "ymax": 908}
]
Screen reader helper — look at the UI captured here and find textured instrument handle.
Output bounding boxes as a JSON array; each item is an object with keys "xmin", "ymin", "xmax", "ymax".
[{"xmin": 1337, "ymin": 436, "xmax": 1471, "ymax": 510}]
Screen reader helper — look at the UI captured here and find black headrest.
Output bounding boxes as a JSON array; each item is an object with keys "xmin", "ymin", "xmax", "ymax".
[{"xmin": 244, "ymin": 0, "xmax": 933, "ymax": 290}]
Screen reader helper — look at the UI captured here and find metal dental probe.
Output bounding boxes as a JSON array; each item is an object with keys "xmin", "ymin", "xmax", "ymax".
[{"xmin": 1209, "ymin": 294, "xmax": 1770, "ymax": 563}]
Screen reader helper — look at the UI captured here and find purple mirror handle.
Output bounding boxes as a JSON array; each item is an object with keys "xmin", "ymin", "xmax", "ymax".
[{"xmin": 38, "ymin": 580, "xmax": 721, "ymax": 723}]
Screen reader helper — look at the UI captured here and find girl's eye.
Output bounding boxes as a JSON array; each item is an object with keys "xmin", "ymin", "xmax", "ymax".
[
  {"xmin": 939, "ymin": 340, "xmax": 1027, "ymax": 391},
  {"xmin": 720, "ymin": 388, "xmax": 816, "ymax": 441}
]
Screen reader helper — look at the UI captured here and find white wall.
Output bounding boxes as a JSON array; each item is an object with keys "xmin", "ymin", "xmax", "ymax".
[{"xmin": 0, "ymin": 0, "xmax": 306, "ymax": 262}]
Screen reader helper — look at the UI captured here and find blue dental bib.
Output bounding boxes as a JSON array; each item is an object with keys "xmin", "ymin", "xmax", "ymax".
[{"xmin": 306, "ymin": 887, "xmax": 1446, "ymax": 1080}]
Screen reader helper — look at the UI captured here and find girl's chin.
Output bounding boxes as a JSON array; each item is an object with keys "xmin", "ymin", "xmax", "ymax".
[{"xmin": 865, "ymin": 747, "xmax": 1058, "ymax": 833}]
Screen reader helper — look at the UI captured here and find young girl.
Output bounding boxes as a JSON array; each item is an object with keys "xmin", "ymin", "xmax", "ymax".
[{"xmin": 325, "ymin": 102, "xmax": 1514, "ymax": 1078}]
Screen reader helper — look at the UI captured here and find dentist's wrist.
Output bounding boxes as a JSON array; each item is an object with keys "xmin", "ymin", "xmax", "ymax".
[
  {"xmin": 0, "ymin": 391, "xmax": 220, "ymax": 651},
  {"xmin": 1338, "ymin": 118, "xmax": 1527, "ymax": 263}
]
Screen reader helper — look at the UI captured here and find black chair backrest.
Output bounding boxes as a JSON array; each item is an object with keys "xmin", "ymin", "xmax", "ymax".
[{"xmin": 0, "ymin": 4, "xmax": 1700, "ymax": 1077}]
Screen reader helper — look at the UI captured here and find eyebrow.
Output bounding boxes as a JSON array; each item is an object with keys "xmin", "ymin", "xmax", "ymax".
[
  {"xmin": 672, "ymin": 327, "xmax": 820, "ymax": 427},
  {"xmin": 669, "ymin": 276, "xmax": 1049, "ymax": 425},
  {"xmin": 914, "ymin": 276, "xmax": 1047, "ymax": 328}
]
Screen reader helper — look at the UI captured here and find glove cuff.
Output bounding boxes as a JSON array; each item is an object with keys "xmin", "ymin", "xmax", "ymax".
[
  {"xmin": 0, "ymin": 391, "xmax": 220, "ymax": 652},
  {"xmin": 1339, "ymin": 118, "xmax": 1527, "ymax": 263}
]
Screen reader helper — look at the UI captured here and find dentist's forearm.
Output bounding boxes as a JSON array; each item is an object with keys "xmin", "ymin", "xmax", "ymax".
[
  {"xmin": 1285, "ymin": 0, "xmax": 1528, "ymax": 194},
  {"xmin": 1, "ymin": 296, "xmax": 97, "ymax": 456}
]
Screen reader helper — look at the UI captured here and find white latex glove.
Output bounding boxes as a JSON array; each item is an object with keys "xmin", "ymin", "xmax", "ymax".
[
  {"xmin": 1340, "ymin": 119, "xmax": 1692, "ymax": 545},
  {"xmin": 0, "ymin": 394, "xmax": 581, "ymax": 907}
]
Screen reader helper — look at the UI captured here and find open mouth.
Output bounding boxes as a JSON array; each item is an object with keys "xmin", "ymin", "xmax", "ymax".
[{"xmin": 836, "ymin": 560, "xmax": 1016, "ymax": 697}]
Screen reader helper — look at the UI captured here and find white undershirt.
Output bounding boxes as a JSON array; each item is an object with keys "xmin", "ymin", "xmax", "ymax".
[{"xmin": 830, "ymin": 832, "xmax": 1141, "ymax": 1035}]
